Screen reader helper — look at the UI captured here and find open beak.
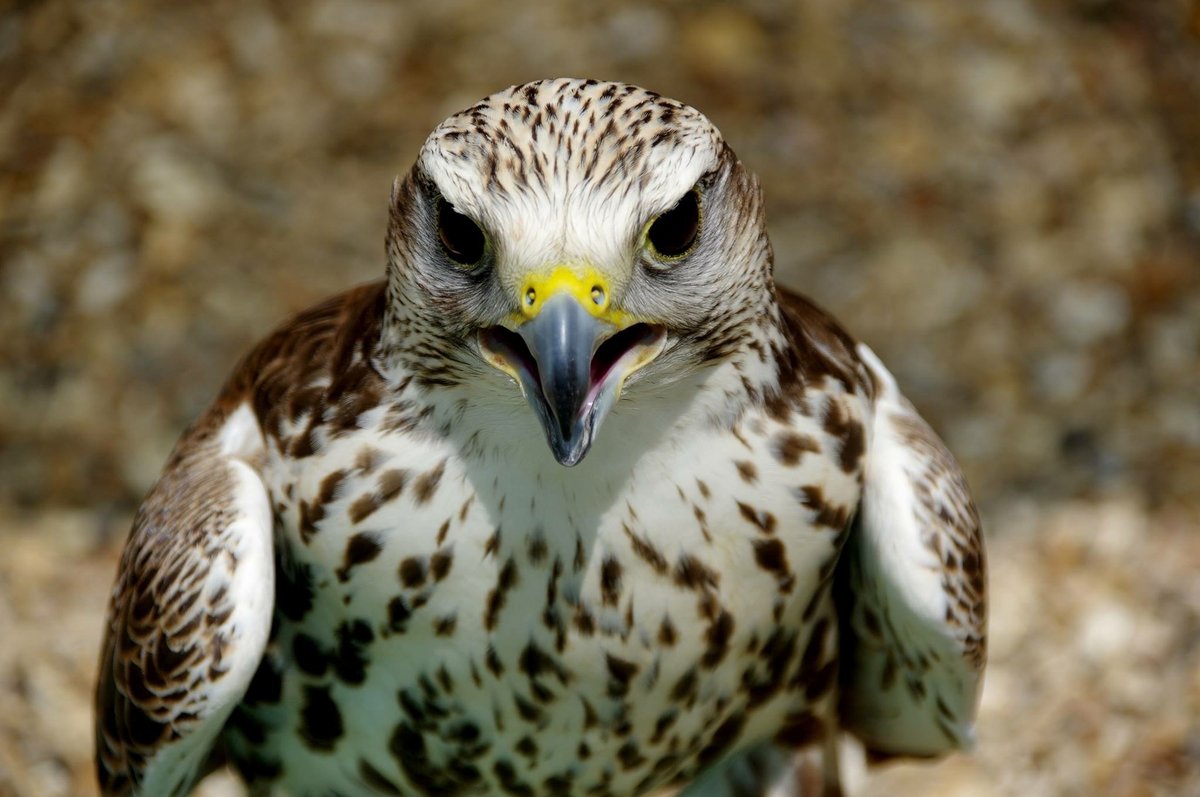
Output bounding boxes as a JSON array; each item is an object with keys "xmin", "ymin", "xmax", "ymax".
[{"xmin": 479, "ymin": 269, "xmax": 666, "ymax": 466}]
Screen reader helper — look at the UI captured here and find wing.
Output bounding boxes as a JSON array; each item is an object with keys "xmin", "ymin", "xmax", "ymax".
[
  {"xmin": 95, "ymin": 402, "xmax": 274, "ymax": 796},
  {"xmin": 835, "ymin": 343, "xmax": 987, "ymax": 758}
]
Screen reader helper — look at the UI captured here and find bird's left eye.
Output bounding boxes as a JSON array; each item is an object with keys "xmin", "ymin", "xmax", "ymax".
[
  {"xmin": 437, "ymin": 200, "xmax": 485, "ymax": 266},
  {"xmin": 646, "ymin": 190, "xmax": 700, "ymax": 259}
]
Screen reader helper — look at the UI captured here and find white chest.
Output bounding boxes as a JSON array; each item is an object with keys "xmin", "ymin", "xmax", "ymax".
[{"xmin": 229, "ymin": 391, "xmax": 864, "ymax": 797}]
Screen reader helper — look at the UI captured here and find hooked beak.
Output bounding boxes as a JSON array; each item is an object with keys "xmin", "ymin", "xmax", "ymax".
[{"xmin": 479, "ymin": 271, "xmax": 666, "ymax": 466}]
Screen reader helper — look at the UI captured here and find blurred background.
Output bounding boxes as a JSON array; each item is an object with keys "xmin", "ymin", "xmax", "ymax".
[{"xmin": 1, "ymin": 0, "xmax": 1198, "ymax": 795}]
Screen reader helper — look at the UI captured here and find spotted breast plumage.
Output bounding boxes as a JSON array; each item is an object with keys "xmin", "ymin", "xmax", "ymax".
[{"xmin": 95, "ymin": 78, "xmax": 987, "ymax": 797}]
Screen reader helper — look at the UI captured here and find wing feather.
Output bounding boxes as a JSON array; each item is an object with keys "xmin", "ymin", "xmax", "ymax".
[
  {"xmin": 95, "ymin": 281, "xmax": 385, "ymax": 795},
  {"xmin": 95, "ymin": 403, "xmax": 273, "ymax": 796},
  {"xmin": 836, "ymin": 344, "xmax": 987, "ymax": 758}
]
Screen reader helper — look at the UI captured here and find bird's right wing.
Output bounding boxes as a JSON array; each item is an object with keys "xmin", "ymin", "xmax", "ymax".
[{"xmin": 95, "ymin": 402, "xmax": 274, "ymax": 796}]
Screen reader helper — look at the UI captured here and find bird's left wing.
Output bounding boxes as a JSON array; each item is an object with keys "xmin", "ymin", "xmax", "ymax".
[
  {"xmin": 835, "ymin": 344, "xmax": 987, "ymax": 759},
  {"xmin": 95, "ymin": 402, "xmax": 274, "ymax": 796}
]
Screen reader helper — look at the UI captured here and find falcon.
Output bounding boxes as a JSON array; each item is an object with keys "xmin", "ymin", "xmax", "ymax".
[{"xmin": 95, "ymin": 78, "xmax": 986, "ymax": 797}]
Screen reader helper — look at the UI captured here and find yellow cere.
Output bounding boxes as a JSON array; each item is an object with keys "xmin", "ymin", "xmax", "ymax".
[{"xmin": 516, "ymin": 265, "xmax": 631, "ymax": 327}]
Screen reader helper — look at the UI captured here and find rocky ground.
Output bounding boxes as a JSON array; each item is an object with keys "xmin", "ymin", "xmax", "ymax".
[{"xmin": 1, "ymin": 0, "xmax": 1198, "ymax": 795}]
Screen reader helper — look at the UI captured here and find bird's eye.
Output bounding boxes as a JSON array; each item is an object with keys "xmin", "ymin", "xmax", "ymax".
[
  {"xmin": 437, "ymin": 200, "xmax": 485, "ymax": 266},
  {"xmin": 646, "ymin": 190, "xmax": 700, "ymax": 259}
]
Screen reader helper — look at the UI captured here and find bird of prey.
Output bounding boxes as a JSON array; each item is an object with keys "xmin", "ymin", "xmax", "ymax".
[{"xmin": 95, "ymin": 78, "xmax": 986, "ymax": 797}]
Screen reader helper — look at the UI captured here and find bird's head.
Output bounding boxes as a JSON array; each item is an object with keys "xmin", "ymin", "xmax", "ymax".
[{"xmin": 381, "ymin": 78, "xmax": 775, "ymax": 466}]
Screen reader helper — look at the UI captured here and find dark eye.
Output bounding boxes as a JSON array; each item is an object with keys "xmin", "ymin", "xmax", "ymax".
[
  {"xmin": 437, "ymin": 199, "xmax": 485, "ymax": 265},
  {"xmin": 647, "ymin": 190, "xmax": 700, "ymax": 258}
]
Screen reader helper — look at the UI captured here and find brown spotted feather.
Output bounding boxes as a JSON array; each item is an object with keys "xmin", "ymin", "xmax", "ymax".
[{"xmin": 95, "ymin": 423, "xmax": 262, "ymax": 794}]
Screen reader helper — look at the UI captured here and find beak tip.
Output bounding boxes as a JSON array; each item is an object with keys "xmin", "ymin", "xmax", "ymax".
[{"xmin": 549, "ymin": 429, "xmax": 591, "ymax": 467}]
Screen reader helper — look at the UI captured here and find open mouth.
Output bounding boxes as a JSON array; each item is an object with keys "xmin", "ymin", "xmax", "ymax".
[
  {"xmin": 481, "ymin": 322, "xmax": 665, "ymax": 409},
  {"xmin": 479, "ymin": 316, "xmax": 666, "ymax": 465}
]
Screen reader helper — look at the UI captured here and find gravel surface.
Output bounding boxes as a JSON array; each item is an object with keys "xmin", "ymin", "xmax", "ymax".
[{"xmin": 1, "ymin": 0, "xmax": 1197, "ymax": 795}]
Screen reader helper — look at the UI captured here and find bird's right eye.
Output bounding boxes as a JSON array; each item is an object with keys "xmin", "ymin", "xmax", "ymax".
[{"xmin": 437, "ymin": 200, "xmax": 485, "ymax": 266}]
